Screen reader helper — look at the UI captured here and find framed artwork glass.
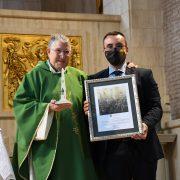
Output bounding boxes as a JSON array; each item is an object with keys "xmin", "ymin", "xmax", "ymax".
[{"xmin": 84, "ymin": 74, "xmax": 142, "ymax": 141}]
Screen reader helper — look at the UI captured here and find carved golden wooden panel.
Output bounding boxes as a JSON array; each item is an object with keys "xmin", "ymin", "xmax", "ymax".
[{"xmin": 1, "ymin": 34, "xmax": 82, "ymax": 111}]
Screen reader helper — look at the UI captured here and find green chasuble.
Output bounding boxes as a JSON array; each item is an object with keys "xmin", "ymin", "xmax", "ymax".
[{"xmin": 12, "ymin": 61, "xmax": 98, "ymax": 180}]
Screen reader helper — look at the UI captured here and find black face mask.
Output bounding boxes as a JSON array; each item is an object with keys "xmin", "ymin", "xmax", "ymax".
[{"xmin": 105, "ymin": 48, "xmax": 126, "ymax": 66}]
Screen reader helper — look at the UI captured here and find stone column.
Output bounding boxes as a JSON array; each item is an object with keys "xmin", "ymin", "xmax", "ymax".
[
  {"xmin": 162, "ymin": 0, "xmax": 180, "ymax": 120},
  {"xmin": 103, "ymin": 0, "xmax": 131, "ymax": 46}
]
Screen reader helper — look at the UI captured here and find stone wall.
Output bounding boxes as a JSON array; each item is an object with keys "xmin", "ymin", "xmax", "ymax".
[
  {"xmin": 161, "ymin": 1, "xmax": 180, "ymax": 179},
  {"xmin": 162, "ymin": 0, "xmax": 180, "ymax": 120}
]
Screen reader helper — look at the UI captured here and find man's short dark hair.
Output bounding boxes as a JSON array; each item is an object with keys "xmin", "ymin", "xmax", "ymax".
[{"xmin": 103, "ymin": 31, "xmax": 125, "ymax": 43}]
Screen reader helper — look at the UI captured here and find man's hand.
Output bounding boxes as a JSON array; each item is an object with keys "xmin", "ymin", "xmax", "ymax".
[
  {"xmin": 49, "ymin": 99, "xmax": 72, "ymax": 112},
  {"xmin": 83, "ymin": 100, "xmax": 89, "ymax": 115},
  {"xmin": 131, "ymin": 123, "xmax": 148, "ymax": 140}
]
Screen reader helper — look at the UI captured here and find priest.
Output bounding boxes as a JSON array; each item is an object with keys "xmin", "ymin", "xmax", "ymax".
[{"xmin": 12, "ymin": 33, "xmax": 98, "ymax": 180}]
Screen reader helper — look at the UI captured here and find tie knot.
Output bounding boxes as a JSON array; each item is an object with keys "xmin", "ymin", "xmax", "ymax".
[{"xmin": 113, "ymin": 71, "xmax": 123, "ymax": 76}]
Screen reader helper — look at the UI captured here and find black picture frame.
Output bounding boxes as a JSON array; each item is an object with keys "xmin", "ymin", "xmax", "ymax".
[{"xmin": 84, "ymin": 74, "xmax": 142, "ymax": 141}]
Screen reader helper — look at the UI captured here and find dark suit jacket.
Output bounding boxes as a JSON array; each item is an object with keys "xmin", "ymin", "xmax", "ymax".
[{"xmin": 88, "ymin": 67, "xmax": 164, "ymax": 174}]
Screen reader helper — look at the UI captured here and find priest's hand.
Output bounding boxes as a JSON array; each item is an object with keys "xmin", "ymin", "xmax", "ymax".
[
  {"xmin": 131, "ymin": 123, "xmax": 148, "ymax": 140},
  {"xmin": 127, "ymin": 61, "xmax": 138, "ymax": 68},
  {"xmin": 83, "ymin": 100, "xmax": 89, "ymax": 115},
  {"xmin": 49, "ymin": 99, "xmax": 72, "ymax": 112}
]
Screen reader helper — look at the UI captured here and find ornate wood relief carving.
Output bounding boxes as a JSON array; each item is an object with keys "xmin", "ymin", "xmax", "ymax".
[{"xmin": 1, "ymin": 34, "xmax": 82, "ymax": 110}]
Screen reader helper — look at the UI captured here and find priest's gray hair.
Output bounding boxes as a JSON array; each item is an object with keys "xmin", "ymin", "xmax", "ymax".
[{"xmin": 48, "ymin": 33, "xmax": 71, "ymax": 50}]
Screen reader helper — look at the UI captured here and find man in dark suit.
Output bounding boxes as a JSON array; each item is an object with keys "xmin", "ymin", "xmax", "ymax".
[{"xmin": 84, "ymin": 31, "xmax": 164, "ymax": 180}]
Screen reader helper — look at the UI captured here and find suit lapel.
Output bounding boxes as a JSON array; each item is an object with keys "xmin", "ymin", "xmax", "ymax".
[{"xmin": 99, "ymin": 68, "xmax": 109, "ymax": 78}]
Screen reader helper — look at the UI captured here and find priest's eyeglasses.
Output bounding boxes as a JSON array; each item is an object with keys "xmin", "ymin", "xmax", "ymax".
[{"xmin": 51, "ymin": 49, "xmax": 70, "ymax": 55}]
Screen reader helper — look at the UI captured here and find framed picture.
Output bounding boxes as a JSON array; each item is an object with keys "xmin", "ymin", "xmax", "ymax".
[{"xmin": 84, "ymin": 74, "xmax": 142, "ymax": 141}]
